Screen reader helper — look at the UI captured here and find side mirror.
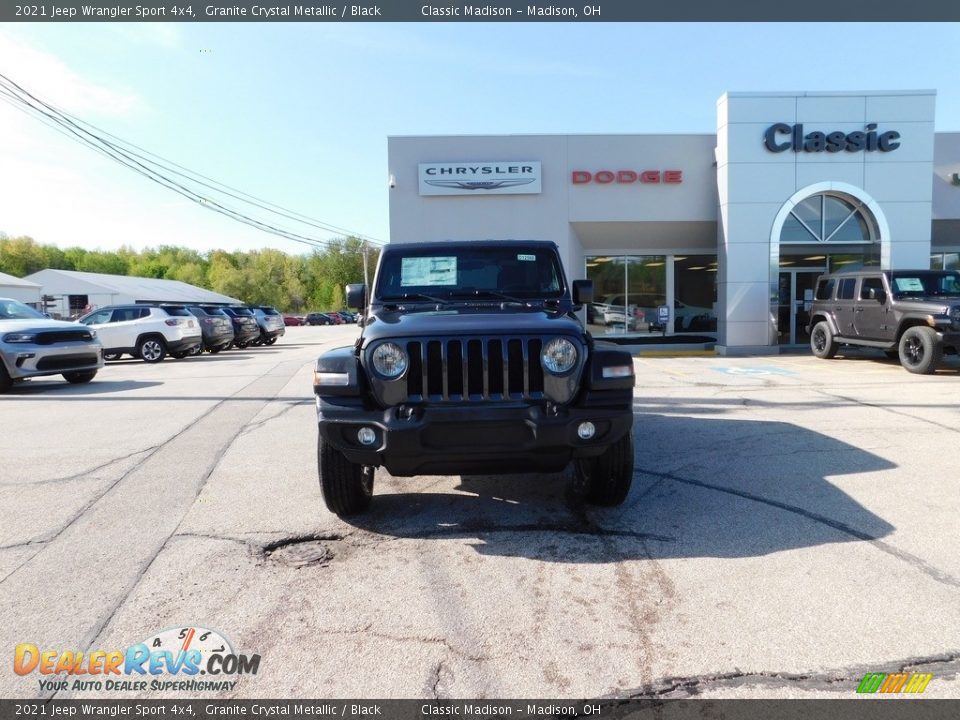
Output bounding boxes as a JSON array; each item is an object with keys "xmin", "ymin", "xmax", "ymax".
[
  {"xmin": 867, "ymin": 288, "xmax": 886, "ymax": 303},
  {"xmin": 345, "ymin": 284, "xmax": 366, "ymax": 310},
  {"xmin": 572, "ymin": 279, "xmax": 593, "ymax": 307}
]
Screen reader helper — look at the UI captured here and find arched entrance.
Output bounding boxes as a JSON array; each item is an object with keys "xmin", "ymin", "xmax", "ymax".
[{"xmin": 770, "ymin": 183, "xmax": 886, "ymax": 345}]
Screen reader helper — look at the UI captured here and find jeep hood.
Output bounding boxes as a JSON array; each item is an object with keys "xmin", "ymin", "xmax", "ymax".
[
  {"xmin": 363, "ymin": 307, "xmax": 583, "ymax": 341},
  {"xmin": 0, "ymin": 318, "xmax": 92, "ymax": 334}
]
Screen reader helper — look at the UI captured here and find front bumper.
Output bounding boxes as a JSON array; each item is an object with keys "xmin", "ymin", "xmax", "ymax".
[
  {"xmin": 318, "ymin": 397, "xmax": 633, "ymax": 477},
  {"xmin": 1, "ymin": 342, "xmax": 103, "ymax": 380}
]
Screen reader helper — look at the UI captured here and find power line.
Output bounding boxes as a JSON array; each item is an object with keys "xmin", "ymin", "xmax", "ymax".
[{"xmin": 0, "ymin": 72, "xmax": 386, "ymax": 250}]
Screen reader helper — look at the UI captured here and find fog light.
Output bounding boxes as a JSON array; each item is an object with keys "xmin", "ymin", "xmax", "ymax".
[
  {"xmin": 357, "ymin": 427, "xmax": 377, "ymax": 446},
  {"xmin": 577, "ymin": 421, "xmax": 596, "ymax": 440}
]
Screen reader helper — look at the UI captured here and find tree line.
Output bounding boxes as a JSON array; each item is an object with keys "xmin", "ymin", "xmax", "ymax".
[{"xmin": 0, "ymin": 234, "xmax": 378, "ymax": 312}]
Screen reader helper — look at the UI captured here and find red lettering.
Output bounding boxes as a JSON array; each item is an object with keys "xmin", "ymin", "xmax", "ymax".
[
  {"xmin": 663, "ymin": 170, "xmax": 682, "ymax": 183},
  {"xmin": 616, "ymin": 171, "xmax": 637, "ymax": 183},
  {"xmin": 571, "ymin": 171, "xmax": 592, "ymax": 184},
  {"xmin": 594, "ymin": 171, "xmax": 615, "ymax": 184},
  {"xmin": 640, "ymin": 171, "xmax": 661, "ymax": 183}
]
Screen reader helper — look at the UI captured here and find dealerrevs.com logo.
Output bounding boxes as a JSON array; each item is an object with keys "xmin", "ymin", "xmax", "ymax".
[{"xmin": 14, "ymin": 626, "xmax": 260, "ymax": 693}]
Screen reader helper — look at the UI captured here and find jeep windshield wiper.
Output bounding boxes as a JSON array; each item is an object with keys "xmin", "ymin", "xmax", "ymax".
[
  {"xmin": 448, "ymin": 289, "xmax": 532, "ymax": 306},
  {"xmin": 380, "ymin": 292, "xmax": 450, "ymax": 305}
]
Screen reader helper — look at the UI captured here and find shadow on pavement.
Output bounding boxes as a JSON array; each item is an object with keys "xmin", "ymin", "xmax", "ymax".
[{"xmin": 341, "ymin": 414, "xmax": 897, "ymax": 563}]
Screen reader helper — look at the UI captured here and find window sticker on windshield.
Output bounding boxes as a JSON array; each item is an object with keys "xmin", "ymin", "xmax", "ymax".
[
  {"xmin": 894, "ymin": 278, "xmax": 924, "ymax": 292},
  {"xmin": 517, "ymin": 254, "xmax": 536, "ymax": 262},
  {"xmin": 401, "ymin": 256, "xmax": 457, "ymax": 286}
]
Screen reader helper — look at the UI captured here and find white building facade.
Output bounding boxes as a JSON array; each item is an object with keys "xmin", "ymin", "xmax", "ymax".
[{"xmin": 388, "ymin": 90, "xmax": 960, "ymax": 353}]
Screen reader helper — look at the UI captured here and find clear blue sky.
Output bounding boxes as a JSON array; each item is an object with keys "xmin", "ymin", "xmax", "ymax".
[{"xmin": 1, "ymin": 22, "xmax": 958, "ymax": 255}]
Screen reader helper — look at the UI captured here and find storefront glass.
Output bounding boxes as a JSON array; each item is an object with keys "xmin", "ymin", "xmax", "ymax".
[
  {"xmin": 674, "ymin": 255, "xmax": 717, "ymax": 333},
  {"xmin": 585, "ymin": 255, "xmax": 715, "ymax": 337},
  {"xmin": 931, "ymin": 252, "xmax": 960, "ymax": 270}
]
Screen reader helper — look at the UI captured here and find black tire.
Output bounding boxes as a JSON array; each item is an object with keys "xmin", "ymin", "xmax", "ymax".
[
  {"xmin": 0, "ymin": 364, "xmax": 11, "ymax": 394},
  {"xmin": 810, "ymin": 321, "xmax": 838, "ymax": 359},
  {"xmin": 577, "ymin": 430, "xmax": 634, "ymax": 507},
  {"xmin": 898, "ymin": 326, "xmax": 942, "ymax": 374},
  {"xmin": 235, "ymin": 341, "xmax": 247, "ymax": 349},
  {"xmin": 265, "ymin": 337, "xmax": 277, "ymax": 345},
  {"xmin": 318, "ymin": 434, "xmax": 373, "ymax": 516},
  {"xmin": 62, "ymin": 370, "xmax": 97, "ymax": 384},
  {"xmin": 210, "ymin": 346, "xmax": 222, "ymax": 354},
  {"xmin": 189, "ymin": 344, "xmax": 203, "ymax": 356},
  {"xmin": 103, "ymin": 353, "xmax": 122, "ymax": 361},
  {"xmin": 137, "ymin": 336, "xmax": 167, "ymax": 363}
]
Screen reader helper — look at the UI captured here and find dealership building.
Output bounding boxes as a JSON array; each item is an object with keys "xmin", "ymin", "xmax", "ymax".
[{"xmin": 387, "ymin": 90, "xmax": 960, "ymax": 353}]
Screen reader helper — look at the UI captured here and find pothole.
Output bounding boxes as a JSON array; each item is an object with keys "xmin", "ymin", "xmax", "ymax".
[{"xmin": 262, "ymin": 534, "xmax": 342, "ymax": 568}]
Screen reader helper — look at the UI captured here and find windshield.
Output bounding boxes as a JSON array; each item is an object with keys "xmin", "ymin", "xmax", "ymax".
[
  {"xmin": 889, "ymin": 271, "xmax": 960, "ymax": 298},
  {"xmin": 376, "ymin": 246, "xmax": 564, "ymax": 301},
  {"xmin": 0, "ymin": 299, "xmax": 46, "ymax": 320}
]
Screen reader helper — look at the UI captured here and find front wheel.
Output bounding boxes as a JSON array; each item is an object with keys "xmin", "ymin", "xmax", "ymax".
[
  {"xmin": 103, "ymin": 353, "xmax": 122, "ymax": 361},
  {"xmin": 810, "ymin": 321, "xmax": 838, "ymax": 359},
  {"xmin": 137, "ymin": 337, "xmax": 167, "ymax": 363},
  {"xmin": 265, "ymin": 337, "xmax": 277, "ymax": 345},
  {"xmin": 898, "ymin": 326, "xmax": 942, "ymax": 374},
  {"xmin": 318, "ymin": 434, "xmax": 374, "ymax": 516},
  {"xmin": 576, "ymin": 431, "xmax": 634, "ymax": 506},
  {"xmin": 63, "ymin": 370, "xmax": 97, "ymax": 384}
]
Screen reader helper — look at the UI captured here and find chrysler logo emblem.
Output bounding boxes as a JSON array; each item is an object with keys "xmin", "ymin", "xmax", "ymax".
[{"xmin": 424, "ymin": 178, "xmax": 536, "ymax": 191}]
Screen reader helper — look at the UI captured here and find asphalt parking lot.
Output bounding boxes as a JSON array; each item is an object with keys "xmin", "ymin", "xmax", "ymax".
[{"xmin": 1, "ymin": 328, "xmax": 958, "ymax": 699}]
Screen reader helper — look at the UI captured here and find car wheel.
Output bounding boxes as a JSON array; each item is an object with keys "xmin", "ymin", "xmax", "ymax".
[
  {"xmin": 318, "ymin": 434, "xmax": 374, "ymax": 516},
  {"xmin": 209, "ymin": 346, "xmax": 222, "ymax": 354},
  {"xmin": 103, "ymin": 353, "xmax": 122, "ymax": 361},
  {"xmin": 810, "ymin": 321, "xmax": 838, "ymax": 359},
  {"xmin": 189, "ymin": 344, "xmax": 203, "ymax": 356},
  {"xmin": 576, "ymin": 430, "xmax": 634, "ymax": 507},
  {"xmin": 898, "ymin": 326, "xmax": 942, "ymax": 374},
  {"xmin": 137, "ymin": 337, "xmax": 167, "ymax": 363},
  {"xmin": 265, "ymin": 337, "xmax": 277, "ymax": 345},
  {"xmin": 63, "ymin": 370, "xmax": 97, "ymax": 384},
  {"xmin": 0, "ymin": 364, "xmax": 11, "ymax": 394},
  {"xmin": 235, "ymin": 341, "xmax": 247, "ymax": 349}
]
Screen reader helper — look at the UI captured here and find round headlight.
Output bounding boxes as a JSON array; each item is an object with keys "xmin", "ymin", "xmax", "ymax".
[
  {"xmin": 371, "ymin": 342, "xmax": 407, "ymax": 378},
  {"xmin": 541, "ymin": 337, "xmax": 578, "ymax": 374}
]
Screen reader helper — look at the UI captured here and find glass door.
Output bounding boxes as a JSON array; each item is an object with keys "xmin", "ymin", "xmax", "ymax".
[{"xmin": 778, "ymin": 269, "xmax": 826, "ymax": 345}]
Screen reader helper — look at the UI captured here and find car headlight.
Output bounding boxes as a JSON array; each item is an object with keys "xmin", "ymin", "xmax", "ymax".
[
  {"xmin": 3, "ymin": 332, "xmax": 37, "ymax": 343},
  {"xmin": 371, "ymin": 342, "xmax": 408, "ymax": 379},
  {"xmin": 541, "ymin": 337, "xmax": 578, "ymax": 374}
]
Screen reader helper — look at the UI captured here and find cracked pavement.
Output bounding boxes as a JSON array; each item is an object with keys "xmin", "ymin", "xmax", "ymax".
[{"xmin": 1, "ymin": 330, "xmax": 958, "ymax": 699}]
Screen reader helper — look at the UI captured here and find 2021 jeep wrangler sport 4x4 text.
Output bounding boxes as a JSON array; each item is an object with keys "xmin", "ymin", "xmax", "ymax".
[
  {"xmin": 312, "ymin": 240, "xmax": 636, "ymax": 516},
  {"xmin": 807, "ymin": 268, "xmax": 960, "ymax": 374}
]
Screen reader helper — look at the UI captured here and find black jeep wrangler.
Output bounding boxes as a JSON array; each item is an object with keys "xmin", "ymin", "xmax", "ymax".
[
  {"xmin": 312, "ymin": 240, "xmax": 636, "ymax": 516},
  {"xmin": 807, "ymin": 268, "xmax": 960, "ymax": 374}
]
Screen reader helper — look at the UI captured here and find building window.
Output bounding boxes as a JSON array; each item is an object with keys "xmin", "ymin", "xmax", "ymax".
[
  {"xmin": 585, "ymin": 254, "xmax": 715, "ymax": 337},
  {"xmin": 781, "ymin": 193, "xmax": 877, "ymax": 244},
  {"xmin": 674, "ymin": 255, "xmax": 717, "ymax": 333},
  {"xmin": 931, "ymin": 252, "xmax": 960, "ymax": 271}
]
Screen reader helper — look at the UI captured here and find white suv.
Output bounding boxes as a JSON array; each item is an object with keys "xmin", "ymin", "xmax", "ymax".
[{"xmin": 79, "ymin": 305, "xmax": 202, "ymax": 363}]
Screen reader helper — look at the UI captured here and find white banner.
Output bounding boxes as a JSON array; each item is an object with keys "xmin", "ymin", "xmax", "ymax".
[{"xmin": 418, "ymin": 161, "xmax": 541, "ymax": 196}]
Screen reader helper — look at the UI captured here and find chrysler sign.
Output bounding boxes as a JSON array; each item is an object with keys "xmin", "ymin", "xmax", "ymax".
[{"xmin": 418, "ymin": 162, "xmax": 542, "ymax": 196}]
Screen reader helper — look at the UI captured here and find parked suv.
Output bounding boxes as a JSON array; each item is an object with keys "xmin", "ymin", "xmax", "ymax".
[
  {"xmin": 186, "ymin": 306, "xmax": 235, "ymax": 353},
  {"xmin": 0, "ymin": 297, "xmax": 103, "ymax": 392},
  {"xmin": 220, "ymin": 306, "xmax": 261, "ymax": 348},
  {"xmin": 249, "ymin": 305, "xmax": 286, "ymax": 345},
  {"xmin": 313, "ymin": 240, "xmax": 636, "ymax": 516},
  {"xmin": 78, "ymin": 304, "xmax": 201, "ymax": 363},
  {"xmin": 807, "ymin": 269, "xmax": 960, "ymax": 374}
]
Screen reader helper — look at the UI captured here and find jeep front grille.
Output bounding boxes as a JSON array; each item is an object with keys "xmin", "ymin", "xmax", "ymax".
[
  {"xmin": 35, "ymin": 330, "xmax": 94, "ymax": 345},
  {"xmin": 405, "ymin": 337, "xmax": 545, "ymax": 402}
]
